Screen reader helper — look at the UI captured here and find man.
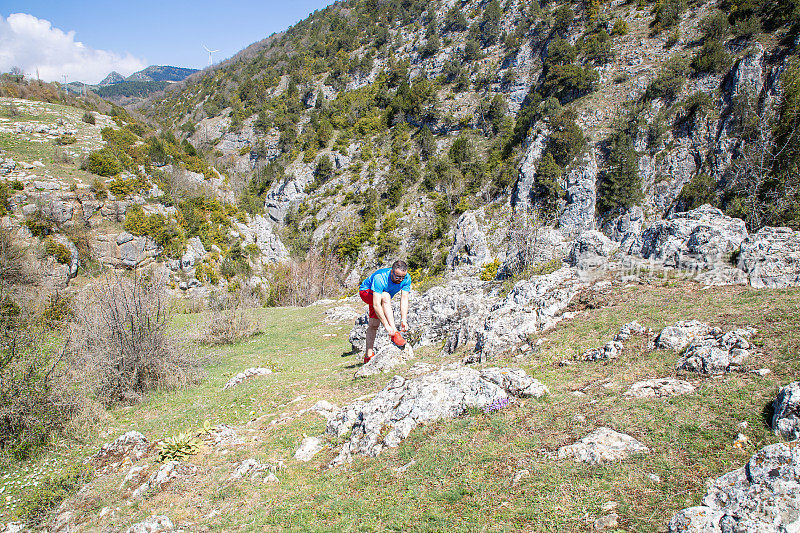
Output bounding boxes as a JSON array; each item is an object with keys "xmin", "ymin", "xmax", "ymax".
[{"xmin": 359, "ymin": 260, "xmax": 411, "ymax": 364}]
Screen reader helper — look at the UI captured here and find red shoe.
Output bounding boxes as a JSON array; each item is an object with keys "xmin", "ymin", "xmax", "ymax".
[
  {"xmin": 391, "ymin": 331, "xmax": 406, "ymax": 348},
  {"xmin": 363, "ymin": 353, "xmax": 373, "ymax": 364}
]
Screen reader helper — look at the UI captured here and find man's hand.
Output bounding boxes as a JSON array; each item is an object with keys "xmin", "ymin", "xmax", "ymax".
[
  {"xmin": 385, "ymin": 325, "xmax": 397, "ymax": 336},
  {"xmin": 400, "ymin": 321, "xmax": 408, "ymax": 332}
]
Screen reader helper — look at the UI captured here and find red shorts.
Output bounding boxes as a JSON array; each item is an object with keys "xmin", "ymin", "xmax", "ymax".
[{"xmin": 359, "ymin": 289, "xmax": 379, "ymax": 319}]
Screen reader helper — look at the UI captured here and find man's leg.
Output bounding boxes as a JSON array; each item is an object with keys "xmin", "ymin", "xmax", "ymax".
[
  {"xmin": 381, "ymin": 293, "xmax": 397, "ymax": 331},
  {"xmin": 365, "ymin": 316, "xmax": 380, "ymax": 359}
]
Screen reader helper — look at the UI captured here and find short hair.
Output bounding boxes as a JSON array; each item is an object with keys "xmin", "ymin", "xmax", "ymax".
[{"xmin": 392, "ymin": 260, "xmax": 408, "ymax": 272}]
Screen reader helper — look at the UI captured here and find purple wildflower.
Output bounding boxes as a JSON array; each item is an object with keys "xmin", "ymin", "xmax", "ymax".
[{"xmin": 483, "ymin": 396, "xmax": 511, "ymax": 414}]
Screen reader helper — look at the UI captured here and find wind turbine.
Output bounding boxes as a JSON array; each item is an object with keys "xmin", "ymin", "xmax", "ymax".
[{"xmin": 202, "ymin": 44, "xmax": 219, "ymax": 67}]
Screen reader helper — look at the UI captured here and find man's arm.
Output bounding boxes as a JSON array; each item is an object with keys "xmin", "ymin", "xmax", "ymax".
[{"xmin": 372, "ymin": 290, "xmax": 396, "ymax": 335}]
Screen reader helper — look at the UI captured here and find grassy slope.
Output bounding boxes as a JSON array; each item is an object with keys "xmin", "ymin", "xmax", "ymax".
[{"xmin": 2, "ymin": 281, "xmax": 798, "ymax": 532}]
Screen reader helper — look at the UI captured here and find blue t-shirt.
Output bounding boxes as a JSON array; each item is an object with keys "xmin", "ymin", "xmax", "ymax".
[{"xmin": 360, "ymin": 268, "xmax": 411, "ymax": 297}]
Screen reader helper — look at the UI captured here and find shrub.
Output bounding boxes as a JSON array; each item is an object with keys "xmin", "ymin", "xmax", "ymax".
[
  {"xmin": 553, "ymin": 6, "xmax": 574, "ymax": 36},
  {"xmin": 597, "ymin": 124, "xmax": 642, "ymax": 214},
  {"xmin": 678, "ymin": 173, "xmax": 718, "ymax": 210},
  {"xmin": 83, "ymin": 148, "xmax": 122, "ymax": 177},
  {"xmin": 691, "ymin": 39, "xmax": 732, "ymax": 74},
  {"xmin": 44, "ymin": 237, "xmax": 71, "ymax": 264},
  {"xmin": 82, "ymin": 111, "xmax": 96, "ymax": 125},
  {"xmin": 699, "ymin": 11, "xmax": 730, "ymax": 39},
  {"xmin": 55, "ymin": 134, "xmax": 77, "ymax": 145},
  {"xmin": 72, "ymin": 271, "xmax": 198, "ymax": 405},
  {"xmin": 541, "ymin": 64, "xmax": 599, "ymax": 104},
  {"xmin": 24, "ymin": 216, "xmax": 52, "ymax": 238},
  {"xmin": 547, "ymin": 111, "xmax": 588, "ymax": 167},
  {"xmin": 644, "ymin": 57, "xmax": 688, "ymax": 101},
  {"xmin": 611, "ymin": 19, "xmax": 629, "ymax": 35},
  {"xmin": 535, "ymin": 153, "xmax": 564, "ymax": 214},
  {"xmin": 480, "ymin": 258, "xmax": 501, "ymax": 281},
  {"xmin": 157, "ymin": 433, "xmax": 202, "ymax": 462},
  {"xmin": 652, "ymin": 0, "xmax": 686, "ymax": 32},
  {"xmin": 90, "ymin": 178, "xmax": 108, "ymax": 200}
]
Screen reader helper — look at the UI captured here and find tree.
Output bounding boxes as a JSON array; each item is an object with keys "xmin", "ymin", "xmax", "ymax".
[
  {"xmin": 597, "ymin": 123, "xmax": 642, "ymax": 214},
  {"xmin": 481, "ymin": 0, "xmax": 502, "ymax": 44},
  {"xmin": 535, "ymin": 153, "xmax": 564, "ymax": 214},
  {"xmin": 553, "ymin": 6, "xmax": 574, "ymax": 36},
  {"xmin": 547, "ymin": 111, "xmax": 588, "ymax": 167}
]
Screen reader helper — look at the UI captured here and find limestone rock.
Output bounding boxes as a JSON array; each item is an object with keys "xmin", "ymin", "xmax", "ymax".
[
  {"xmin": 557, "ymin": 427, "xmax": 649, "ymax": 465},
  {"xmin": 676, "ymin": 327, "xmax": 756, "ymax": 374},
  {"xmin": 473, "ymin": 267, "xmax": 584, "ymax": 361},
  {"xmin": 328, "ymin": 366, "xmax": 548, "ymax": 466},
  {"xmin": 739, "ymin": 226, "xmax": 800, "ymax": 288},
  {"xmin": 229, "ymin": 459, "xmax": 272, "ymax": 481},
  {"xmin": 131, "ymin": 461, "xmax": 196, "ymax": 499},
  {"xmin": 355, "ymin": 344, "xmax": 415, "ymax": 378},
  {"xmin": 324, "ymin": 305, "xmax": 361, "ymax": 324},
  {"xmin": 180, "ymin": 237, "xmax": 206, "ymax": 270},
  {"xmin": 582, "ymin": 340, "xmax": 624, "ymax": 361},
  {"xmin": 125, "ymin": 515, "xmax": 174, "ymax": 533},
  {"xmin": 558, "ymin": 151, "xmax": 598, "ymax": 240},
  {"xmin": 772, "ymin": 382, "xmax": 800, "ymax": 440},
  {"xmin": 93, "ymin": 431, "xmax": 151, "ymax": 475},
  {"xmin": 294, "ymin": 436, "xmax": 324, "ymax": 462},
  {"xmin": 625, "ymin": 378, "xmax": 696, "ymax": 399},
  {"xmin": 656, "ymin": 320, "xmax": 714, "ymax": 351},
  {"xmin": 119, "ymin": 236, "xmax": 160, "ymax": 268},
  {"xmin": 236, "ymin": 215, "xmax": 289, "ymax": 264},
  {"xmin": 222, "ymin": 367, "xmax": 273, "ymax": 390},
  {"xmin": 668, "ymin": 441, "xmax": 800, "ymax": 532},
  {"xmin": 630, "ymin": 205, "xmax": 748, "ymax": 271},
  {"xmin": 567, "ymin": 230, "xmax": 619, "ymax": 270},
  {"xmin": 205, "ymin": 425, "xmax": 242, "ymax": 446},
  {"xmin": 447, "ymin": 210, "xmax": 492, "ymax": 269}
]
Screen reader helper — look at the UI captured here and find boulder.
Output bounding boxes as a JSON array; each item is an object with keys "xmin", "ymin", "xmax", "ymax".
[
  {"xmin": 447, "ymin": 210, "xmax": 492, "ymax": 269},
  {"xmin": 93, "ymin": 431, "xmax": 151, "ymax": 475},
  {"xmin": 236, "ymin": 215, "xmax": 289, "ymax": 263},
  {"xmin": 668, "ymin": 441, "xmax": 800, "ymax": 532},
  {"xmin": 180, "ymin": 237, "xmax": 206, "ymax": 270},
  {"xmin": 324, "ymin": 305, "xmax": 361, "ymax": 324},
  {"xmin": 294, "ymin": 436, "xmax": 324, "ymax": 462},
  {"xmin": 131, "ymin": 461, "xmax": 196, "ymax": 499},
  {"xmin": 229, "ymin": 459, "xmax": 274, "ymax": 481},
  {"xmin": 772, "ymin": 382, "xmax": 800, "ymax": 440},
  {"xmin": 676, "ymin": 327, "xmax": 756, "ymax": 374},
  {"xmin": 738, "ymin": 226, "xmax": 800, "ymax": 288},
  {"xmin": 557, "ymin": 427, "xmax": 649, "ymax": 465},
  {"xmin": 567, "ymin": 230, "xmax": 619, "ymax": 270},
  {"xmin": 354, "ymin": 344, "xmax": 415, "ymax": 378},
  {"xmin": 625, "ymin": 378, "xmax": 696, "ymax": 399},
  {"xmin": 119, "ymin": 236, "xmax": 160, "ymax": 268},
  {"xmin": 656, "ymin": 321, "xmax": 715, "ymax": 351},
  {"xmin": 630, "ymin": 205, "xmax": 748, "ymax": 271},
  {"xmin": 328, "ymin": 366, "xmax": 548, "ymax": 466}
]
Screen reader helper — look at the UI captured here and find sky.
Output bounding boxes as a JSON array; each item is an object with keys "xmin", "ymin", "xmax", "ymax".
[{"xmin": 0, "ymin": 0, "xmax": 338, "ymax": 85}]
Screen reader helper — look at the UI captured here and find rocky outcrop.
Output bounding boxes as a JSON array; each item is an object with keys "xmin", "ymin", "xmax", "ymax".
[
  {"xmin": 656, "ymin": 320, "xmax": 715, "ymax": 351},
  {"xmin": 601, "ymin": 206, "xmax": 644, "ymax": 249},
  {"xmin": 93, "ymin": 431, "xmax": 151, "ymax": 475},
  {"xmin": 738, "ymin": 226, "xmax": 800, "ymax": 288},
  {"xmin": 235, "ymin": 215, "xmax": 289, "ymax": 264},
  {"xmin": 349, "ymin": 275, "xmax": 494, "ymax": 355},
  {"xmin": 265, "ymin": 164, "xmax": 314, "ymax": 223},
  {"xmin": 472, "ymin": 267, "xmax": 584, "ymax": 361},
  {"xmin": 558, "ymin": 151, "xmax": 598, "ymax": 239},
  {"xmin": 567, "ymin": 230, "xmax": 619, "ymax": 270},
  {"xmin": 294, "ymin": 436, "xmax": 325, "ymax": 462},
  {"xmin": 447, "ymin": 210, "xmax": 492, "ymax": 269},
  {"xmin": 675, "ymin": 327, "xmax": 756, "ymax": 374},
  {"xmin": 328, "ymin": 366, "xmax": 548, "ymax": 466},
  {"xmin": 629, "ymin": 205, "xmax": 748, "ymax": 272},
  {"xmin": 772, "ymin": 382, "xmax": 800, "ymax": 440},
  {"xmin": 581, "ymin": 321, "xmax": 650, "ymax": 361},
  {"xmin": 557, "ymin": 427, "xmax": 649, "ymax": 465},
  {"xmin": 131, "ymin": 461, "xmax": 196, "ymax": 499},
  {"xmin": 668, "ymin": 441, "xmax": 800, "ymax": 532}
]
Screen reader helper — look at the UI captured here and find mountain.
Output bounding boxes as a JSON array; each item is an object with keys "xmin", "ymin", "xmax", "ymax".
[
  {"xmin": 125, "ymin": 65, "xmax": 199, "ymax": 83},
  {"xmin": 97, "ymin": 71, "xmax": 125, "ymax": 86}
]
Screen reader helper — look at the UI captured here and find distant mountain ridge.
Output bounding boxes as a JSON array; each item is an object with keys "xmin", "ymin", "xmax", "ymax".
[
  {"xmin": 125, "ymin": 65, "xmax": 199, "ymax": 83},
  {"xmin": 89, "ymin": 66, "xmax": 200, "ymax": 100}
]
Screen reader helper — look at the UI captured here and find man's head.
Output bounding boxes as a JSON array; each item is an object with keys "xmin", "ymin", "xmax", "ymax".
[{"xmin": 390, "ymin": 260, "xmax": 408, "ymax": 283}]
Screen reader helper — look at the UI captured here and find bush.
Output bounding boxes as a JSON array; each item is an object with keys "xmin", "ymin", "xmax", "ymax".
[
  {"xmin": 678, "ymin": 173, "xmax": 718, "ymax": 210},
  {"xmin": 691, "ymin": 39, "xmax": 732, "ymax": 74},
  {"xmin": 90, "ymin": 178, "xmax": 108, "ymax": 200},
  {"xmin": 72, "ymin": 271, "xmax": 198, "ymax": 405},
  {"xmin": 699, "ymin": 11, "xmax": 730, "ymax": 39},
  {"xmin": 55, "ymin": 134, "xmax": 77, "ymax": 145},
  {"xmin": 644, "ymin": 57, "xmax": 688, "ymax": 101},
  {"xmin": 82, "ymin": 111, "xmax": 96, "ymax": 125},
  {"xmin": 541, "ymin": 64, "xmax": 599, "ymax": 104},
  {"xmin": 44, "ymin": 237, "xmax": 71, "ymax": 264},
  {"xmin": 24, "ymin": 215, "xmax": 52, "ymax": 238},
  {"xmin": 83, "ymin": 148, "xmax": 122, "ymax": 177},
  {"xmin": 597, "ymin": 124, "xmax": 642, "ymax": 214},
  {"xmin": 535, "ymin": 153, "xmax": 564, "ymax": 213},
  {"xmin": 553, "ymin": 6, "xmax": 574, "ymax": 36},
  {"xmin": 205, "ymin": 288, "xmax": 261, "ymax": 345},
  {"xmin": 480, "ymin": 258, "xmax": 501, "ymax": 281},
  {"xmin": 611, "ymin": 19, "xmax": 629, "ymax": 36},
  {"xmin": 652, "ymin": 0, "xmax": 686, "ymax": 32}
]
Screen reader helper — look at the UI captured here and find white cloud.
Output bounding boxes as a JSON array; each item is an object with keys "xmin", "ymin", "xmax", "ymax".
[{"xmin": 0, "ymin": 13, "xmax": 146, "ymax": 84}]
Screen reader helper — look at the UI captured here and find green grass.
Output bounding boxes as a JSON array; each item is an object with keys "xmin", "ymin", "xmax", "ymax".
[{"xmin": 2, "ymin": 283, "xmax": 799, "ymax": 531}]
